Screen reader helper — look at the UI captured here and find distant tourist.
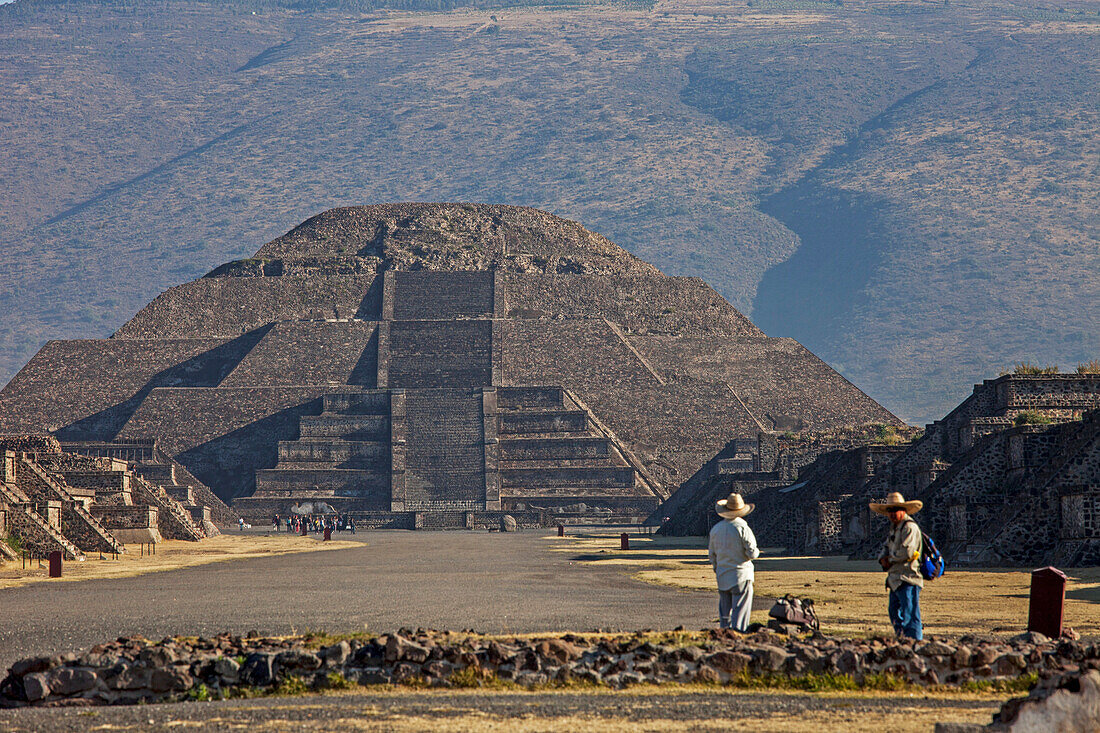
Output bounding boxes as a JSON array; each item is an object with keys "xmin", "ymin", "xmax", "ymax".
[
  {"xmin": 708, "ymin": 492, "xmax": 759, "ymax": 632},
  {"xmin": 872, "ymin": 492, "xmax": 924, "ymax": 640},
  {"xmin": 272, "ymin": 515, "xmax": 280, "ymax": 531},
  {"xmin": 238, "ymin": 517, "xmax": 245, "ymax": 532}
]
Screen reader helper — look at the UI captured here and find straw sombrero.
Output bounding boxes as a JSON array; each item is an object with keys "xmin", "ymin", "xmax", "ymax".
[
  {"xmin": 869, "ymin": 491, "xmax": 923, "ymax": 515},
  {"xmin": 716, "ymin": 492, "xmax": 754, "ymax": 519}
]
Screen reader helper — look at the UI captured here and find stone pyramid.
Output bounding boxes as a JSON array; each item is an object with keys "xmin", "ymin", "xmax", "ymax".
[{"xmin": 0, "ymin": 204, "xmax": 900, "ymax": 527}]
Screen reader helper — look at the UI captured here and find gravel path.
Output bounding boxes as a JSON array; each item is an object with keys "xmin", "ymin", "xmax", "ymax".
[{"xmin": 0, "ymin": 530, "xmax": 725, "ymax": 671}]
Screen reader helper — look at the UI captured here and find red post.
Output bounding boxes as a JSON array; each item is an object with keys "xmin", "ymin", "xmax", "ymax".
[
  {"xmin": 1028, "ymin": 566, "xmax": 1067, "ymax": 638},
  {"xmin": 48, "ymin": 551, "xmax": 62, "ymax": 578},
  {"xmin": 557, "ymin": 525, "xmax": 564, "ymax": 537},
  {"xmin": 323, "ymin": 527, "xmax": 332, "ymax": 542},
  {"xmin": 620, "ymin": 532, "xmax": 629, "ymax": 551}
]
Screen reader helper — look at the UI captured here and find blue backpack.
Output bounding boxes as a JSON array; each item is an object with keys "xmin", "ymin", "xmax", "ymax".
[{"xmin": 908, "ymin": 520, "xmax": 946, "ymax": 580}]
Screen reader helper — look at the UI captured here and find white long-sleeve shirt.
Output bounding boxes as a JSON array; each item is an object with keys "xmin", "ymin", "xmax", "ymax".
[{"xmin": 708, "ymin": 517, "xmax": 759, "ymax": 591}]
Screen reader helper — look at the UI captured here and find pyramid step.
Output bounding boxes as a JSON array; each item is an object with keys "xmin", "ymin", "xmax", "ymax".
[
  {"xmin": 322, "ymin": 392, "xmax": 389, "ymax": 415},
  {"xmin": 497, "ymin": 387, "xmax": 566, "ymax": 411},
  {"xmin": 300, "ymin": 415, "xmax": 390, "ymax": 439},
  {"xmin": 500, "ymin": 410, "xmax": 589, "ymax": 435},
  {"xmin": 501, "ymin": 458, "xmax": 621, "ymax": 469},
  {"xmin": 254, "ymin": 469, "xmax": 390, "ymax": 498},
  {"xmin": 501, "ymin": 487, "xmax": 655, "ymax": 502},
  {"xmin": 391, "ymin": 271, "xmax": 495, "ymax": 320},
  {"xmin": 277, "ymin": 439, "xmax": 389, "ymax": 466},
  {"xmin": 501, "ymin": 466, "xmax": 636, "ymax": 489},
  {"xmin": 387, "ymin": 320, "xmax": 493, "ymax": 388},
  {"xmin": 500, "ymin": 436, "xmax": 612, "ymax": 461}
]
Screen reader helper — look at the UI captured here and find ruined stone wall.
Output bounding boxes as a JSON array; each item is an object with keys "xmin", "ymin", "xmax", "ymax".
[
  {"xmin": 501, "ymin": 274, "xmax": 762, "ymax": 336},
  {"xmin": 31, "ymin": 453, "xmax": 114, "ymax": 472},
  {"xmin": 6, "ymin": 507, "xmax": 80, "ymax": 559},
  {"xmin": 113, "ymin": 275, "xmax": 379, "ymax": 339},
  {"xmin": 91, "ymin": 505, "xmax": 158, "ymax": 531},
  {"xmin": 52, "ymin": 471, "xmax": 128, "ymax": 494},
  {"xmin": 0, "ymin": 435, "xmax": 62, "ymax": 454},
  {"xmin": 996, "ymin": 375, "xmax": 1100, "ymax": 413},
  {"xmin": 916, "ymin": 432, "xmax": 1012, "ymax": 544}
]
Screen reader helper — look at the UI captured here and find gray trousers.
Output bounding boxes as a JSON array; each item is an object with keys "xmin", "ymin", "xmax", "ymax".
[{"xmin": 718, "ymin": 580, "xmax": 754, "ymax": 631}]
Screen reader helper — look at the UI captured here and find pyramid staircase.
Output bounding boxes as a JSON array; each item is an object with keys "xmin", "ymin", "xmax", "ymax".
[
  {"xmin": 16, "ymin": 456, "xmax": 124, "ymax": 554},
  {"xmin": 497, "ymin": 387, "xmax": 661, "ymax": 520},
  {"xmin": 1, "ymin": 481, "xmax": 85, "ymax": 560},
  {"xmin": 233, "ymin": 270, "xmax": 663, "ymax": 525},
  {"xmin": 130, "ymin": 476, "xmax": 206, "ymax": 541},
  {"xmin": 240, "ymin": 391, "xmax": 393, "ymax": 515}
]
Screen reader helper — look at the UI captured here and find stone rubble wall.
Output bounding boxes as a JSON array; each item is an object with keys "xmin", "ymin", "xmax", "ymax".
[{"xmin": 1, "ymin": 629, "xmax": 1092, "ymax": 708}]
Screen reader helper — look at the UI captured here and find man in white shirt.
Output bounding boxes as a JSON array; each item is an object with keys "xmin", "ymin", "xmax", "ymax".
[{"xmin": 708, "ymin": 492, "xmax": 760, "ymax": 631}]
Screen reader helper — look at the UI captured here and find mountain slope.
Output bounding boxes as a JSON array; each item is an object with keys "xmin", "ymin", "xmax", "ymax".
[{"xmin": 0, "ymin": 0, "xmax": 1096, "ymax": 424}]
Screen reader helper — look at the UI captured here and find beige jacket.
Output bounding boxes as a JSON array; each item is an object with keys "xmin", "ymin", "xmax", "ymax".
[{"xmin": 880, "ymin": 519, "xmax": 924, "ymax": 590}]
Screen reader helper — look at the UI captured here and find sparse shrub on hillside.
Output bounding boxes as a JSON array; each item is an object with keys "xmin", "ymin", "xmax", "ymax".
[
  {"xmin": 1006, "ymin": 362, "xmax": 1060, "ymax": 376},
  {"xmin": 1076, "ymin": 360, "xmax": 1100, "ymax": 374},
  {"xmin": 870, "ymin": 424, "xmax": 905, "ymax": 445},
  {"xmin": 1014, "ymin": 410, "xmax": 1052, "ymax": 427}
]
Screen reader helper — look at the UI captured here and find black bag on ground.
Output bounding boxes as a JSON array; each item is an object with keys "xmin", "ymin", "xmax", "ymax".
[{"xmin": 768, "ymin": 595, "xmax": 820, "ymax": 631}]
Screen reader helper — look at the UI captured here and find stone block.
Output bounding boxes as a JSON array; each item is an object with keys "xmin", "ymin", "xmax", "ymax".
[{"xmin": 48, "ymin": 667, "xmax": 97, "ymax": 696}]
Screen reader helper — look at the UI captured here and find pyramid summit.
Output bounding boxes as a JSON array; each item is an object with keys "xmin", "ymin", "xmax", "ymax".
[{"xmin": 0, "ymin": 204, "xmax": 900, "ymax": 527}]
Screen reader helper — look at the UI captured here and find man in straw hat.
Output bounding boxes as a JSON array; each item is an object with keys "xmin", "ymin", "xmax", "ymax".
[
  {"xmin": 708, "ymin": 492, "xmax": 759, "ymax": 631},
  {"xmin": 871, "ymin": 492, "xmax": 925, "ymax": 640}
]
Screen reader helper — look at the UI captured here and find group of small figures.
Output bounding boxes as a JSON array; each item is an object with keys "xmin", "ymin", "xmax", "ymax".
[{"xmin": 271, "ymin": 514, "xmax": 356, "ymax": 534}]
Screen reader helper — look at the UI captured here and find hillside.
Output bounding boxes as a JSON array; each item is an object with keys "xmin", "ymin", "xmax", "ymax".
[{"xmin": 0, "ymin": 0, "xmax": 1096, "ymax": 424}]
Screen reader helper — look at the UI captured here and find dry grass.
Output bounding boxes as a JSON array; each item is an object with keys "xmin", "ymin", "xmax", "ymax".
[
  {"xmin": 0, "ymin": 534, "xmax": 359, "ymax": 590},
  {"xmin": 135, "ymin": 686, "xmax": 1006, "ymax": 732},
  {"xmin": 271, "ymin": 707, "xmax": 995, "ymax": 732},
  {"xmin": 155, "ymin": 686, "xmax": 1003, "ymax": 732},
  {"xmin": 549, "ymin": 533, "xmax": 1100, "ymax": 637}
]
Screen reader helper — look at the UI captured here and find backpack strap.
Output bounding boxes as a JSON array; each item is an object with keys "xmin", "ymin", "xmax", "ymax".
[{"xmin": 903, "ymin": 518, "xmax": 924, "ymax": 559}]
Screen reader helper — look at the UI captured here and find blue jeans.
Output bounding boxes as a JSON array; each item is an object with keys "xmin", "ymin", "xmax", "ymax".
[{"xmin": 888, "ymin": 583, "xmax": 922, "ymax": 640}]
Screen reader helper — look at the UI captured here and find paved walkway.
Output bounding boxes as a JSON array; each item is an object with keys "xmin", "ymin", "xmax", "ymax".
[{"xmin": 0, "ymin": 530, "xmax": 719, "ymax": 670}]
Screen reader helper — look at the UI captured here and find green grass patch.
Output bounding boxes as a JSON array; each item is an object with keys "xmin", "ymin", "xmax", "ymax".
[
  {"xmin": 299, "ymin": 627, "xmax": 375, "ymax": 648},
  {"xmin": 1014, "ymin": 410, "xmax": 1052, "ymax": 426},
  {"xmin": 324, "ymin": 672, "xmax": 355, "ymax": 690},
  {"xmin": 187, "ymin": 683, "xmax": 211, "ymax": 702},
  {"xmin": 956, "ymin": 671, "xmax": 1038, "ymax": 694},
  {"xmin": 273, "ymin": 675, "xmax": 310, "ymax": 696}
]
